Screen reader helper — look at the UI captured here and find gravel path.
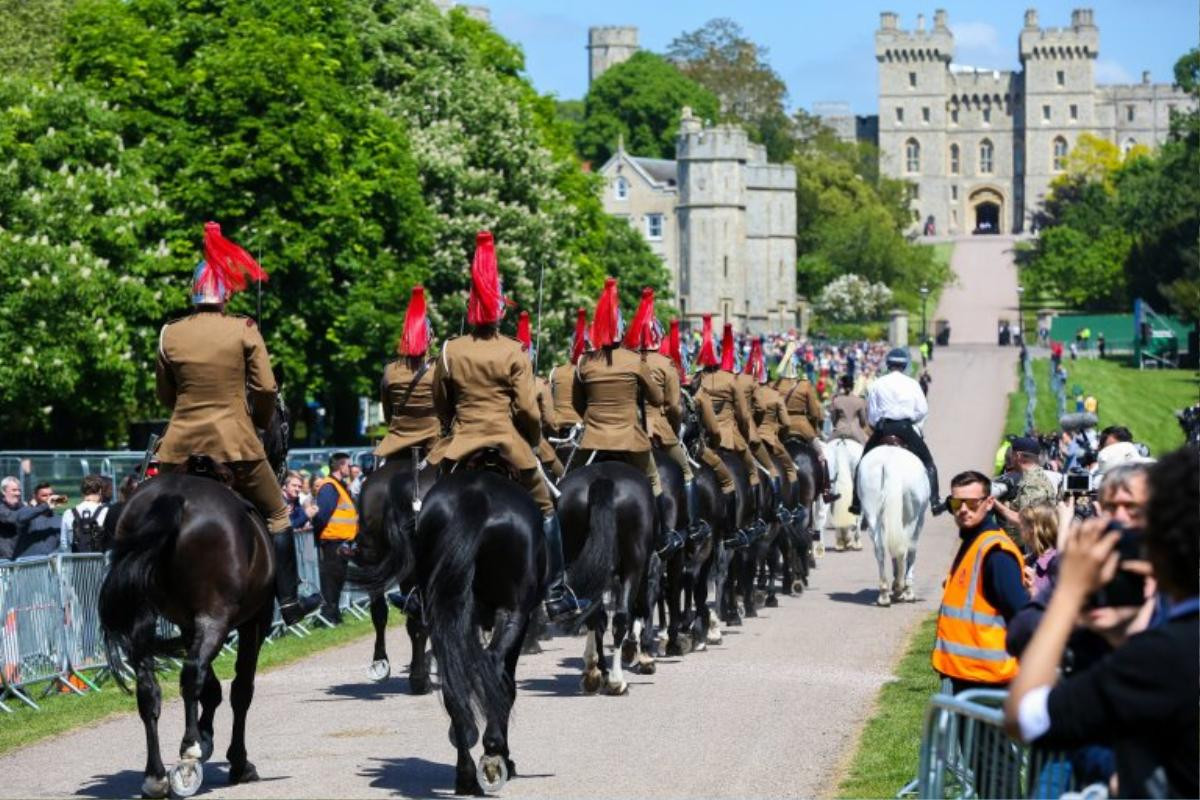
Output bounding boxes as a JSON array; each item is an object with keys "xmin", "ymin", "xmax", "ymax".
[
  {"xmin": 935, "ymin": 236, "xmax": 1021, "ymax": 344},
  {"xmin": 0, "ymin": 345, "xmax": 1016, "ymax": 800}
]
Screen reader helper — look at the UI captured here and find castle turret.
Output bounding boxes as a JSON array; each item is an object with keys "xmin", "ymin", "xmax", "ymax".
[{"xmin": 587, "ymin": 26, "xmax": 638, "ymax": 86}]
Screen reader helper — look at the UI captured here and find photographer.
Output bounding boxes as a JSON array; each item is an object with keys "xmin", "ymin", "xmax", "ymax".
[
  {"xmin": 1004, "ymin": 448, "xmax": 1199, "ymax": 798},
  {"xmin": 14, "ymin": 482, "xmax": 68, "ymax": 558},
  {"xmin": 993, "ymin": 436, "xmax": 1056, "ymax": 537}
]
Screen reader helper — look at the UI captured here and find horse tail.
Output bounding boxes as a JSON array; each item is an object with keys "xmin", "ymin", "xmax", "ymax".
[
  {"xmin": 567, "ymin": 477, "xmax": 617, "ymax": 601},
  {"xmin": 831, "ymin": 442, "xmax": 854, "ymax": 528},
  {"xmin": 98, "ymin": 491, "xmax": 186, "ymax": 691},
  {"xmin": 425, "ymin": 499, "xmax": 507, "ymax": 747},
  {"xmin": 881, "ymin": 464, "xmax": 907, "ymax": 560},
  {"xmin": 350, "ymin": 494, "xmax": 413, "ymax": 596}
]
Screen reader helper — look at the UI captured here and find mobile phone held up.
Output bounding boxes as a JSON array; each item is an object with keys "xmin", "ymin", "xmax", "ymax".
[{"xmin": 1087, "ymin": 521, "xmax": 1146, "ymax": 609}]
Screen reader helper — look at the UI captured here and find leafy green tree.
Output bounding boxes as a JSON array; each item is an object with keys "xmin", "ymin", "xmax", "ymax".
[
  {"xmin": 576, "ymin": 51, "xmax": 719, "ymax": 165},
  {"xmin": 1024, "ymin": 226, "xmax": 1132, "ymax": 309},
  {"xmin": 0, "ymin": 0, "xmax": 71, "ymax": 78}
]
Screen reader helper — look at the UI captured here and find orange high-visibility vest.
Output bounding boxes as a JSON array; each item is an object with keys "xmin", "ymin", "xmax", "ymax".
[
  {"xmin": 931, "ymin": 529, "xmax": 1022, "ymax": 684},
  {"xmin": 314, "ymin": 478, "xmax": 358, "ymax": 541}
]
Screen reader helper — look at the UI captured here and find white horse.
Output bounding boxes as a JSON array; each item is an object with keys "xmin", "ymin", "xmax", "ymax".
[
  {"xmin": 825, "ymin": 437, "xmax": 864, "ymax": 551},
  {"xmin": 855, "ymin": 445, "xmax": 929, "ymax": 606}
]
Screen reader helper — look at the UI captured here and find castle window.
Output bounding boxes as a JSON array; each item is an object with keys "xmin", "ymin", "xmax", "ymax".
[
  {"xmin": 1122, "ymin": 138, "xmax": 1137, "ymax": 155},
  {"xmin": 950, "ymin": 108, "xmax": 959, "ymax": 125},
  {"xmin": 905, "ymin": 138, "xmax": 921, "ymax": 173},
  {"xmin": 614, "ymin": 176, "xmax": 628, "ymax": 200},
  {"xmin": 723, "ymin": 256, "xmax": 728, "ymax": 279},
  {"xmin": 922, "ymin": 106, "xmax": 930, "ymax": 123},
  {"xmin": 909, "ymin": 183, "xmax": 920, "ymax": 200},
  {"xmin": 979, "ymin": 139, "xmax": 994, "ymax": 174},
  {"xmin": 982, "ymin": 107, "xmax": 991, "ymax": 124},
  {"xmin": 1042, "ymin": 104, "xmax": 1051, "ymax": 122},
  {"xmin": 951, "ymin": 185, "xmax": 958, "ymax": 200},
  {"xmin": 949, "ymin": 143, "xmax": 960, "ymax": 174},
  {"xmin": 645, "ymin": 213, "xmax": 663, "ymax": 240},
  {"xmin": 1126, "ymin": 105, "xmax": 1135, "ymax": 122},
  {"xmin": 908, "ymin": 71, "xmax": 917, "ymax": 88},
  {"xmin": 1052, "ymin": 137, "xmax": 1068, "ymax": 171},
  {"xmin": 1070, "ymin": 104, "xmax": 1078, "ymax": 122},
  {"xmin": 895, "ymin": 106, "xmax": 904, "ymax": 123},
  {"xmin": 1056, "ymin": 70, "xmax": 1065, "ymax": 87}
]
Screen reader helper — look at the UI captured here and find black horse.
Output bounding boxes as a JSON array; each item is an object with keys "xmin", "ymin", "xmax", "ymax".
[
  {"xmin": 98, "ymin": 403, "xmax": 290, "ymax": 799},
  {"xmin": 557, "ymin": 461, "xmax": 656, "ymax": 692},
  {"xmin": 415, "ymin": 469, "xmax": 543, "ymax": 795},
  {"xmin": 784, "ymin": 437, "xmax": 822, "ymax": 589}
]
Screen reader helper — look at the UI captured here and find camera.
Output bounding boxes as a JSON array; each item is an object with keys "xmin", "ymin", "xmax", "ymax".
[
  {"xmin": 1063, "ymin": 471, "xmax": 1096, "ymax": 495},
  {"xmin": 1087, "ymin": 521, "xmax": 1146, "ymax": 609}
]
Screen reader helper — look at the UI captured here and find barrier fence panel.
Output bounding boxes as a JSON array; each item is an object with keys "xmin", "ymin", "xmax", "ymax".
[
  {"xmin": 55, "ymin": 554, "xmax": 109, "ymax": 689},
  {"xmin": 913, "ymin": 689, "xmax": 1078, "ymax": 799},
  {"xmin": 0, "ymin": 557, "xmax": 69, "ymax": 709}
]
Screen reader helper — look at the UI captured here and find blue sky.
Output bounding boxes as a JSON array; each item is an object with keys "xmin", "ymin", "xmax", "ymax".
[{"xmin": 485, "ymin": 1, "xmax": 1198, "ymax": 113}]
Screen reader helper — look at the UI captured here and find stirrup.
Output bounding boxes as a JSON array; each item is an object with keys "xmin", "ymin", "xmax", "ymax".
[
  {"xmin": 279, "ymin": 594, "xmax": 320, "ymax": 626},
  {"xmin": 688, "ymin": 520, "xmax": 711, "ymax": 544},
  {"xmin": 656, "ymin": 531, "xmax": 685, "ymax": 559},
  {"xmin": 387, "ymin": 589, "xmax": 422, "ymax": 614},
  {"xmin": 544, "ymin": 585, "xmax": 593, "ymax": 622}
]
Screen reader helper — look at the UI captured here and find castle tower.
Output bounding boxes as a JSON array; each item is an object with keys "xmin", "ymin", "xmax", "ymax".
[
  {"xmin": 587, "ymin": 27, "xmax": 638, "ymax": 86},
  {"xmin": 1019, "ymin": 8, "xmax": 1098, "ymax": 221}
]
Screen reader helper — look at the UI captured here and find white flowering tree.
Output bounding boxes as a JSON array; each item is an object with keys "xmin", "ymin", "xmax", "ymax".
[{"xmin": 812, "ymin": 273, "xmax": 893, "ymax": 322}]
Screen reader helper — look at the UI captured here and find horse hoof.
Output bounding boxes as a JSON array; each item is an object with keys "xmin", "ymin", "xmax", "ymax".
[
  {"xmin": 666, "ymin": 639, "xmax": 685, "ymax": 657},
  {"xmin": 877, "ymin": 593, "xmax": 891, "ymax": 607},
  {"xmin": 791, "ymin": 580, "xmax": 804, "ymax": 594},
  {"xmin": 620, "ymin": 640, "xmax": 637, "ymax": 665},
  {"xmin": 169, "ymin": 759, "xmax": 203, "ymax": 798},
  {"xmin": 580, "ymin": 669, "xmax": 603, "ymax": 695},
  {"xmin": 744, "ymin": 607, "xmax": 758, "ymax": 618},
  {"xmin": 141, "ymin": 775, "xmax": 169, "ymax": 799},
  {"xmin": 368, "ymin": 659, "xmax": 391, "ymax": 682},
  {"xmin": 636, "ymin": 655, "xmax": 656, "ymax": 675},
  {"xmin": 228, "ymin": 761, "xmax": 259, "ymax": 785},
  {"xmin": 764, "ymin": 595, "xmax": 779, "ymax": 608},
  {"xmin": 694, "ymin": 640, "xmax": 708, "ymax": 651},
  {"xmin": 410, "ymin": 675, "xmax": 432, "ymax": 695},
  {"xmin": 753, "ymin": 590, "xmax": 767, "ymax": 606},
  {"xmin": 477, "ymin": 754, "xmax": 509, "ymax": 794},
  {"xmin": 180, "ymin": 740, "xmax": 202, "ymax": 761},
  {"xmin": 198, "ymin": 733, "xmax": 213, "ymax": 764},
  {"xmin": 605, "ymin": 680, "xmax": 629, "ymax": 696},
  {"xmin": 900, "ymin": 589, "xmax": 916, "ymax": 603}
]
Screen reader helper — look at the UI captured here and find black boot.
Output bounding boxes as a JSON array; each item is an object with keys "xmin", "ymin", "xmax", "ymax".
[
  {"xmin": 927, "ymin": 466, "xmax": 946, "ymax": 516},
  {"xmin": 685, "ymin": 480, "xmax": 710, "ymax": 542},
  {"xmin": 542, "ymin": 515, "xmax": 593, "ymax": 622},
  {"xmin": 273, "ymin": 530, "xmax": 322, "ymax": 626},
  {"xmin": 654, "ymin": 494, "xmax": 685, "ymax": 559},
  {"xmin": 722, "ymin": 492, "xmax": 747, "ymax": 548}
]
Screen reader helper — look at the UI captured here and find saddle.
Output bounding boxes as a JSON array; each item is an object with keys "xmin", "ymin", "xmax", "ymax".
[
  {"xmin": 457, "ymin": 447, "xmax": 520, "ymax": 482},
  {"xmin": 877, "ymin": 434, "xmax": 907, "ymax": 449},
  {"xmin": 185, "ymin": 454, "xmax": 235, "ymax": 485}
]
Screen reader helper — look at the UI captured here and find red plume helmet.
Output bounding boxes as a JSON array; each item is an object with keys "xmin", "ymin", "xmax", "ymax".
[
  {"xmin": 659, "ymin": 319, "xmax": 685, "ymax": 379},
  {"xmin": 398, "ymin": 285, "xmax": 432, "ymax": 357},
  {"xmin": 697, "ymin": 314, "xmax": 718, "ymax": 368},
  {"xmin": 719, "ymin": 323, "xmax": 736, "ymax": 372},
  {"xmin": 467, "ymin": 231, "xmax": 505, "ymax": 327},
  {"xmin": 622, "ymin": 287, "xmax": 657, "ymax": 350},
  {"xmin": 744, "ymin": 337, "xmax": 767, "ymax": 383},
  {"xmin": 195, "ymin": 221, "xmax": 267, "ymax": 299},
  {"xmin": 516, "ymin": 310, "xmax": 532, "ymax": 352},
  {"xmin": 590, "ymin": 277, "xmax": 621, "ymax": 348},
  {"xmin": 570, "ymin": 307, "xmax": 589, "ymax": 364}
]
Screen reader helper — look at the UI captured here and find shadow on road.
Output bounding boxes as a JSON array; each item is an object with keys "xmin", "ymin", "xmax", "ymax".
[
  {"xmin": 360, "ymin": 756, "xmax": 554, "ymax": 797},
  {"xmin": 826, "ymin": 589, "xmax": 883, "ymax": 606},
  {"xmin": 319, "ymin": 680, "xmax": 414, "ymax": 702},
  {"xmin": 76, "ymin": 766, "xmax": 287, "ymax": 798}
]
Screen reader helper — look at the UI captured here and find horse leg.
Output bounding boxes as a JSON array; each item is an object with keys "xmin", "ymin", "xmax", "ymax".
[
  {"xmin": 447, "ymin": 688, "xmax": 483, "ymax": 795},
  {"xmin": 602, "ymin": 607, "xmax": 627, "ymax": 695},
  {"xmin": 580, "ymin": 618, "xmax": 603, "ymax": 694},
  {"xmin": 481, "ymin": 609, "xmax": 526, "ymax": 785},
  {"xmin": 873, "ymin": 524, "xmax": 891, "ymax": 607},
  {"xmin": 665, "ymin": 554, "xmax": 686, "ymax": 656},
  {"xmin": 179, "ymin": 619, "xmax": 225, "ymax": 763},
  {"xmin": 615, "ymin": 577, "xmax": 635, "ymax": 666},
  {"xmin": 900, "ymin": 541, "xmax": 918, "ymax": 602},
  {"xmin": 227, "ymin": 611, "xmax": 268, "ymax": 785},
  {"xmin": 134, "ymin": 652, "xmax": 169, "ymax": 799},
  {"xmin": 368, "ymin": 594, "xmax": 390, "ymax": 681},
  {"xmin": 407, "ymin": 613, "xmax": 431, "ymax": 695},
  {"xmin": 196, "ymin": 665, "xmax": 221, "ymax": 763}
]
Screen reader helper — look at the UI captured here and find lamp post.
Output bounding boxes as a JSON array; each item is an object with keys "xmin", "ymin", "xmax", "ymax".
[
  {"xmin": 1016, "ymin": 285, "xmax": 1025, "ymax": 345},
  {"xmin": 919, "ymin": 285, "xmax": 929, "ymax": 342}
]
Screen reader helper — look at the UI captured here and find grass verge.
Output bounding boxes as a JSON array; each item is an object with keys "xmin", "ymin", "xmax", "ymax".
[
  {"xmin": 1004, "ymin": 357, "xmax": 1197, "ymax": 454},
  {"xmin": 0, "ymin": 608, "xmax": 401, "ymax": 756},
  {"xmin": 836, "ymin": 614, "xmax": 940, "ymax": 799}
]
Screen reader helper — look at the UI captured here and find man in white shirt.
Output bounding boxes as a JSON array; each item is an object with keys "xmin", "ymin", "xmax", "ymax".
[
  {"xmin": 61, "ymin": 475, "xmax": 109, "ymax": 553},
  {"xmin": 850, "ymin": 348, "xmax": 946, "ymax": 516}
]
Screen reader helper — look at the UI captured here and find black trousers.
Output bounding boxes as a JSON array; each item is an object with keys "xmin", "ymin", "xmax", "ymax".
[
  {"xmin": 318, "ymin": 540, "xmax": 348, "ymax": 621},
  {"xmin": 862, "ymin": 418, "xmax": 935, "ymax": 471}
]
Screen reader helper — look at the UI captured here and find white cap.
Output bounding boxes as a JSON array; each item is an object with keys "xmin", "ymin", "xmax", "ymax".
[{"xmin": 1096, "ymin": 441, "xmax": 1154, "ymax": 476}]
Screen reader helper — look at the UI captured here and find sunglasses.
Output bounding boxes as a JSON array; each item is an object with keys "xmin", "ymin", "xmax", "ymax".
[{"xmin": 948, "ymin": 496, "xmax": 989, "ymax": 513}]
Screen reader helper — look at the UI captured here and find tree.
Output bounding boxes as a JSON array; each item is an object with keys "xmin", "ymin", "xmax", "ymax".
[
  {"xmin": 0, "ymin": 0, "xmax": 71, "ymax": 78},
  {"xmin": 576, "ymin": 51, "xmax": 719, "ymax": 165}
]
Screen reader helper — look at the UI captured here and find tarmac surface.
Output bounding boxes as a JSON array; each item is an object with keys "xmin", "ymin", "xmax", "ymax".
[
  {"xmin": 0, "ymin": 341, "xmax": 1017, "ymax": 799},
  {"xmin": 934, "ymin": 234, "xmax": 1021, "ymax": 345}
]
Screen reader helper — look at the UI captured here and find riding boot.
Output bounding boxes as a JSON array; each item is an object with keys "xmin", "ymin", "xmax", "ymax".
[
  {"xmin": 927, "ymin": 465, "xmax": 947, "ymax": 516},
  {"xmin": 654, "ymin": 494, "xmax": 685, "ymax": 559},
  {"xmin": 722, "ymin": 493, "xmax": 747, "ymax": 549},
  {"xmin": 685, "ymin": 480, "xmax": 710, "ymax": 542},
  {"xmin": 819, "ymin": 455, "xmax": 840, "ymax": 504},
  {"xmin": 542, "ymin": 514, "xmax": 593, "ymax": 622},
  {"xmin": 770, "ymin": 475, "xmax": 786, "ymax": 518},
  {"xmin": 273, "ymin": 530, "xmax": 322, "ymax": 626}
]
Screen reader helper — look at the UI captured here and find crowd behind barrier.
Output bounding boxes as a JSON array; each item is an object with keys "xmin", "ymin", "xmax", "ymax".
[{"xmin": 0, "ymin": 530, "xmax": 377, "ymax": 713}]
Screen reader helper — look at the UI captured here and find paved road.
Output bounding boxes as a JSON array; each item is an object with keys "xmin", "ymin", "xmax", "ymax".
[
  {"xmin": 0, "ymin": 347, "xmax": 1016, "ymax": 800},
  {"xmin": 935, "ymin": 236, "xmax": 1020, "ymax": 344}
]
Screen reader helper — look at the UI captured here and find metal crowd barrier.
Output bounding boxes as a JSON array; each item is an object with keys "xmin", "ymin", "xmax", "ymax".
[{"xmin": 904, "ymin": 689, "xmax": 1078, "ymax": 799}]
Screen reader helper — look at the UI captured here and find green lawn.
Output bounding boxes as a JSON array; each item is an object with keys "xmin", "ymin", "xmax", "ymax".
[
  {"xmin": 0, "ymin": 608, "xmax": 400, "ymax": 756},
  {"xmin": 1004, "ymin": 357, "xmax": 1198, "ymax": 454},
  {"xmin": 837, "ymin": 614, "xmax": 940, "ymax": 799}
]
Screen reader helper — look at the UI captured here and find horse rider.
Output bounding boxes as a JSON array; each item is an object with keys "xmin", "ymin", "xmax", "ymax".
[
  {"xmin": 426, "ymin": 231, "xmax": 590, "ymax": 623},
  {"xmin": 571, "ymin": 280, "xmax": 682, "ymax": 559},
  {"xmin": 737, "ymin": 338, "xmax": 783, "ymax": 503},
  {"xmin": 548, "ymin": 308, "xmax": 587, "ymax": 437},
  {"xmin": 829, "ymin": 374, "xmax": 869, "ymax": 445},
  {"xmin": 849, "ymin": 347, "xmax": 947, "ymax": 516},
  {"xmin": 155, "ymin": 222, "xmax": 321, "ymax": 626},
  {"xmin": 772, "ymin": 342, "xmax": 836, "ymax": 503},
  {"xmin": 517, "ymin": 311, "xmax": 566, "ymax": 480},
  {"xmin": 374, "ymin": 285, "xmax": 440, "ymax": 467},
  {"xmin": 746, "ymin": 340, "xmax": 799, "ymax": 512},
  {"xmin": 693, "ymin": 317, "xmax": 764, "ymax": 543}
]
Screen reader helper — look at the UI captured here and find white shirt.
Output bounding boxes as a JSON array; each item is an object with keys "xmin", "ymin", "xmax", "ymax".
[
  {"xmin": 867, "ymin": 370, "xmax": 928, "ymax": 427},
  {"xmin": 61, "ymin": 500, "xmax": 108, "ymax": 551}
]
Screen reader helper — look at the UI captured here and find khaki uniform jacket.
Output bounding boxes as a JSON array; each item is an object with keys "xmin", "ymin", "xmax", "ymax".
[
  {"xmin": 695, "ymin": 370, "xmax": 752, "ymax": 451},
  {"xmin": 752, "ymin": 383, "xmax": 792, "ymax": 449},
  {"xmin": 572, "ymin": 347, "xmax": 663, "ymax": 452},
  {"xmin": 428, "ymin": 332, "xmax": 540, "ymax": 471},
  {"xmin": 549, "ymin": 364, "xmax": 582, "ymax": 430},
  {"xmin": 693, "ymin": 389, "xmax": 724, "ymax": 449},
  {"xmin": 156, "ymin": 311, "xmax": 276, "ymax": 464},
  {"xmin": 774, "ymin": 377, "xmax": 823, "ymax": 440},
  {"xmin": 644, "ymin": 352, "xmax": 683, "ymax": 446},
  {"xmin": 829, "ymin": 393, "xmax": 869, "ymax": 444},
  {"xmin": 535, "ymin": 377, "xmax": 559, "ymax": 464},
  {"xmin": 374, "ymin": 357, "xmax": 440, "ymax": 457},
  {"xmin": 734, "ymin": 374, "xmax": 762, "ymax": 445}
]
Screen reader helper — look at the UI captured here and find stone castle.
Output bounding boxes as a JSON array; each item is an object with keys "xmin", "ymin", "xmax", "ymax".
[
  {"xmin": 590, "ymin": 28, "xmax": 798, "ymax": 333},
  {"xmin": 867, "ymin": 8, "xmax": 1195, "ymax": 235}
]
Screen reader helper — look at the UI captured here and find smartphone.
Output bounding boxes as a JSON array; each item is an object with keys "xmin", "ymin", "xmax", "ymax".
[
  {"xmin": 1064, "ymin": 472, "xmax": 1092, "ymax": 494},
  {"xmin": 1087, "ymin": 524, "xmax": 1146, "ymax": 608}
]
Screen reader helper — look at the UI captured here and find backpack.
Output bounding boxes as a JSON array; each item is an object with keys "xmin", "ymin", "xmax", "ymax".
[{"xmin": 71, "ymin": 507, "xmax": 106, "ymax": 553}]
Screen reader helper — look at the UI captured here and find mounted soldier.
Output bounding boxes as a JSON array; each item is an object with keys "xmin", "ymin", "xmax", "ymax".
[
  {"xmin": 374, "ymin": 285, "xmax": 440, "ymax": 467},
  {"xmin": 571, "ymin": 279, "xmax": 681, "ymax": 558},
  {"xmin": 426, "ymin": 231, "xmax": 589, "ymax": 622},
  {"xmin": 517, "ymin": 310, "xmax": 566, "ymax": 480},
  {"xmin": 773, "ymin": 343, "xmax": 836, "ymax": 503},
  {"xmin": 736, "ymin": 337, "xmax": 780, "ymax": 498},
  {"xmin": 746, "ymin": 339, "xmax": 799, "ymax": 508},
  {"xmin": 548, "ymin": 308, "xmax": 588, "ymax": 437},
  {"xmin": 155, "ymin": 222, "xmax": 321, "ymax": 626}
]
